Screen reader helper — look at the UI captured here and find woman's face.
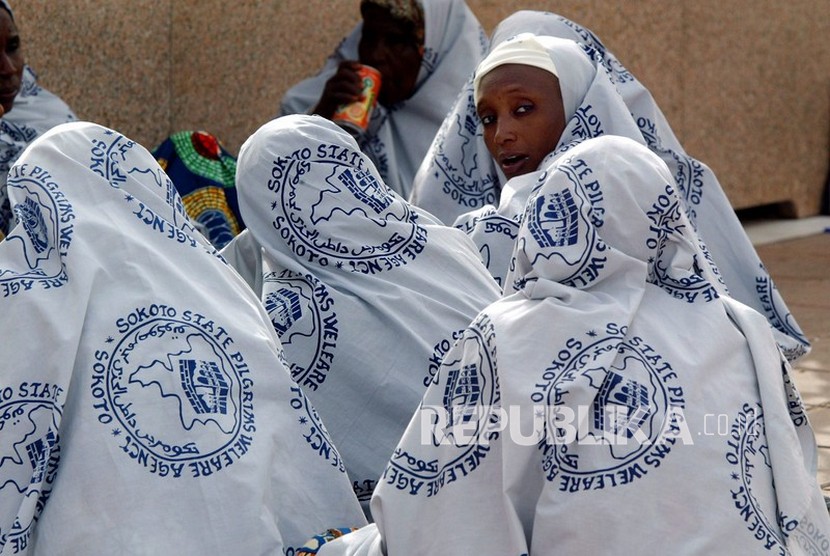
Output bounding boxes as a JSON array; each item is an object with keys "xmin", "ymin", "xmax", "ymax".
[
  {"xmin": 476, "ymin": 64, "xmax": 566, "ymax": 180},
  {"xmin": 358, "ymin": 3, "xmax": 423, "ymax": 107},
  {"xmin": 0, "ymin": 9, "xmax": 23, "ymax": 115}
]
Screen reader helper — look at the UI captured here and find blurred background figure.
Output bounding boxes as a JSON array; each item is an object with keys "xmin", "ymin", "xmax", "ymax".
[{"xmin": 278, "ymin": 0, "xmax": 488, "ymax": 198}]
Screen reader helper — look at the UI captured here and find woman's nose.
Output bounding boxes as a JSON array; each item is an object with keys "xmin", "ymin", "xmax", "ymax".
[{"xmin": 494, "ymin": 118, "xmax": 516, "ymax": 145}]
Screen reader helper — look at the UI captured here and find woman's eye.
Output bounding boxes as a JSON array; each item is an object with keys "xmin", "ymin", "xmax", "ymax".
[
  {"xmin": 515, "ymin": 103, "xmax": 534, "ymax": 115},
  {"xmin": 6, "ymin": 37, "xmax": 19, "ymax": 53},
  {"xmin": 479, "ymin": 114, "xmax": 494, "ymax": 126}
]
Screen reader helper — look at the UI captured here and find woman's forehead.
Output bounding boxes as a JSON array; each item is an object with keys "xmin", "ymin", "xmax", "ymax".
[{"xmin": 477, "ymin": 65, "xmax": 559, "ymax": 104}]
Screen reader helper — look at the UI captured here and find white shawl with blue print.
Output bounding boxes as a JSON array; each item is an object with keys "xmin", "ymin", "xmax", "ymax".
[
  {"xmin": 222, "ymin": 114, "xmax": 501, "ymax": 515},
  {"xmin": 0, "ymin": 122, "xmax": 365, "ymax": 555},
  {"xmin": 0, "ymin": 65, "xmax": 76, "ymax": 239},
  {"xmin": 409, "ymin": 11, "xmax": 810, "ymax": 361},
  {"xmin": 278, "ymin": 0, "xmax": 488, "ymax": 198},
  {"xmin": 319, "ymin": 136, "xmax": 829, "ymax": 556}
]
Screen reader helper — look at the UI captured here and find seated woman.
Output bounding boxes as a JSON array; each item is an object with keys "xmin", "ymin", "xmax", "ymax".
[
  {"xmin": 316, "ymin": 135, "xmax": 830, "ymax": 555},
  {"xmin": 0, "ymin": 0, "xmax": 77, "ymax": 240},
  {"xmin": 152, "ymin": 130, "xmax": 245, "ymax": 250},
  {"xmin": 278, "ymin": 0, "xmax": 487, "ymax": 198},
  {"xmin": 0, "ymin": 121, "xmax": 366, "ymax": 553},
  {"xmin": 220, "ymin": 114, "xmax": 501, "ymax": 517},
  {"xmin": 410, "ymin": 16, "xmax": 810, "ymax": 361}
]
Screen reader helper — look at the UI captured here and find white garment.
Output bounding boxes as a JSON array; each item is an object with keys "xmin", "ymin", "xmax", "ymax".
[
  {"xmin": 278, "ymin": 0, "xmax": 487, "ymax": 198},
  {"xmin": 321, "ymin": 135, "xmax": 830, "ymax": 555},
  {"xmin": 0, "ymin": 66, "xmax": 77, "ymax": 236},
  {"xmin": 410, "ymin": 13, "xmax": 809, "ymax": 360},
  {"xmin": 222, "ymin": 114, "xmax": 501, "ymax": 512},
  {"xmin": 0, "ymin": 122, "xmax": 366, "ymax": 555}
]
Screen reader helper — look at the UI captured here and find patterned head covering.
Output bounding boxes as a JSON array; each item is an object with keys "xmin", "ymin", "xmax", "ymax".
[{"xmin": 0, "ymin": 1, "xmax": 12, "ymax": 19}]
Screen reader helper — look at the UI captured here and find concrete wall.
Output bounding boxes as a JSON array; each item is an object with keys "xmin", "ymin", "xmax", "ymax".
[{"xmin": 14, "ymin": 0, "xmax": 830, "ymax": 215}]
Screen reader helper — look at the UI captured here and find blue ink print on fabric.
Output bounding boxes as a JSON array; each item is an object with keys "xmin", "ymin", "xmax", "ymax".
[
  {"xmin": 528, "ymin": 189, "xmax": 579, "ymax": 248},
  {"xmin": 535, "ymin": 326, "xmax": 686, "ymax": 491},
  {"xmin": 94, "ymin": 306, "xmax": 255, "ymax": 478},
  {"xmin": 16, "ymin": 197, "xmax": 48, "ymax": 253},
  {"xmin": 289, "ymin": 386, "xmax": 346, "ymax": 472},
  {"xmin": 383, "ymin": 314, "xmax": 500, "ymax": 498},
  {"xmin": 179, "ymin": 359, "xmax": 230, "ymax": 415},
  {"xmin": 26, "ymin": 429, "xmax": 57, "ymax": 484},
  {"xmin": 2, "ymin": 166, "xmax": 73, "ymax": 295},
  {"xmin": 443, "ymin": 364, "xmax": 481, "ymax": 426},
  {"xmin": 263, "ymin": 272, "xmax": 338, "ymax": 392},
  {"xmin": 335, "ymin": 167, "xmax": 390, "ymax": 213},
  {"xmin": 592, "ymin": 371, "xmax": 650, "ymax": 439},
  {"xmin": 726, "ymin": 404, "xmax": 789, "ymax": 552},
  {"xmin": 0, "ymin": 390, "xmax": 63, "ymax": 554},
  {"xmin": 265, "ymin": 288, "xmax": 303, "ymax": 335}
]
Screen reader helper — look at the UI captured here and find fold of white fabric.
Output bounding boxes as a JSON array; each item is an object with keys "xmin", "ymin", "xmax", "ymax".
[
  {"xmin": 0, "ymin": 121, "xmax": 366, "ymax": 555},
  {"xmin": 326, "ymin": 136, "xmax": 828, "ymax": 555},
  {"xmin": 223, "ymin": 114, "xmax": 500, "ymax": 513}
]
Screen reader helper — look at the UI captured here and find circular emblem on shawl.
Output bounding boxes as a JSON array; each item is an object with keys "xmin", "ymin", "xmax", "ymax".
[
  {"xmin": 725, "ymin": 403, "xmax": 793, "ymax": 552},
  {"xmin": 89, "ymin": 130, "xmax": 189, "ymax": 223},
  {"xmin": 636, "ymin": 117, "xmax": 704, "ymax": 217},
  {"xmin": 288, "ymin": 385, "xmax": 345, "ymax": 472},
  {"xmin": 644, "ymin": 184, "xmax": 720, "ymax": 304},
  {"xmin": 427, "ymin": 89, "xmax": 499, "ymax": 211},
  {"xmin": 267, "ymin": 143, "xmax": 427, "ymax": 274},
  {"xmin": 534, "ymin": 324, "xmax": 687, "ymax": 492},
  {"xmin": 91, "ymin": 305, "xmax": 255, "ymax": 478},
  {"xmin": 1, "ymin": 164, "xmax": 75, "ymax": 297},
  {"xmin": 382, "ymin": 314, "xmax": 500, "ymax": 498},
  {"xmin": 0, "ymin": 383, "xmax": 63, "ymax": 553},
  {"xmin": 521, "ymin": 185, "xmax": 603, "ymax": 289},
  {"xmin": 262, "ymin": 271, "xmax": 338, "ymax": 393}
]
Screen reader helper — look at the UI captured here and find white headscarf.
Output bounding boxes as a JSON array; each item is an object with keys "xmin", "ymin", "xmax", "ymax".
[
  {"xmin": 410, "ymin": 12, "xmax": 810, "ymax": 361},
  {"xmin": 318, "ymin": 136, "xmax": 829, "ymax": 555},
  {"xmin": 0, "ymin": 121, "xmax": 366, "ymax": 554},
  {"xmin": 278, "ymin": 0, "xmax": 488, "ymax": 198},
  {"xmin": 222, "ymin": 114, "xmax": 501, "ymax": 513}
]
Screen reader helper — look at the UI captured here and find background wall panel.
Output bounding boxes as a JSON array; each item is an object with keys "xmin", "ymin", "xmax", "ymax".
[{"xmin": 13, "ymin": 0, "xmax": 829, "ymax": 215}]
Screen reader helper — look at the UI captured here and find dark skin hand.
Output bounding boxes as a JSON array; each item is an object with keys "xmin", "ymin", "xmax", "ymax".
[
  {"xmin": 312, "ymin": 3, "xmax": 422, "ymax": 119},
  {"xmin": 312, "ymin": 60, "xmax": 364, "ymax": 119}
]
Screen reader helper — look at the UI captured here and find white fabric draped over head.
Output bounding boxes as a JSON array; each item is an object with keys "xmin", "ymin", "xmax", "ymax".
[
  {"xmin": 223, "ymin": 114, "xmax": 500, "ymax": 509},
  {"xmin": 0, "ymin": 70, "xmax": 77, "ymax": 237},
  {"xmin": 0, "ymin": 121, "xmax": 366, "ymax": 554},
  {"xmin": 278, "ymin": 0, "xmax": 488, "ymax": 198},
  {"xmin": 319, "ymin": 136, "xmax": 829, "ymax": 555},
  {"xmin": 410, "ymin": 11, "xmax": 809, "ymax": 360}
]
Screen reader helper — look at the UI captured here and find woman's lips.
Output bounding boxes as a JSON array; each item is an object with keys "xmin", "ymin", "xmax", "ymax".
[{"xmin": 500, "ymin": 154, "xmax": 529, "ymax": 177}]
